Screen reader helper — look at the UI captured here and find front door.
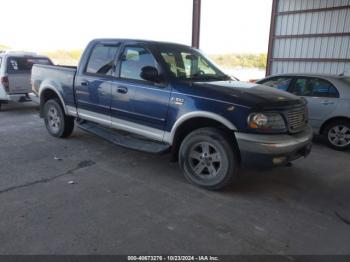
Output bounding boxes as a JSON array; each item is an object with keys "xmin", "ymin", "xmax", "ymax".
[{"xmin": 110, "ymin": 45, "xmax": 171, "ymax": 140}]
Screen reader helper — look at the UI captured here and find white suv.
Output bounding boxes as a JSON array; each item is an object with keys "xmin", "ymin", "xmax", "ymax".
[{"xmin": 0, "ymin": 51, "xmax": 52, "ymax": 110}]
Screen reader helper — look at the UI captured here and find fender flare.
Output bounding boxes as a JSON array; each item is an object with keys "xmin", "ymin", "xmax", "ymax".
[
  {"xmin": 164, "ymin": 111, "xmax": 237, "ymax": 145},
  {"xmin": 39, "ymin": 86, "xmax": 68, "ymax": 115}
]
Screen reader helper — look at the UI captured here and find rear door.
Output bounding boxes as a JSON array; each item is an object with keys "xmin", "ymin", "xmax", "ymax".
[
  {"xmin": 75, "ymin": 43, "xmax": 120, "ymax": 126},
  {"xmin": 6, "ymin": 56, "xmax": 51, "ymax": 94},
  {"xmin": 290, "ymin": 77, "xmax": 339, "ymax": 128}
]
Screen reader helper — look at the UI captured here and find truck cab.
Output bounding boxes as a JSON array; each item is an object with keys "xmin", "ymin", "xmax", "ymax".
[{"xmin": 32, "ymin": 39, "xmax": 313, "ymax": 190}]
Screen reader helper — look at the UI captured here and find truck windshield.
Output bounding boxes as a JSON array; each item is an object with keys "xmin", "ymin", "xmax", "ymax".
[
  {"xmin": 7, "ymin": 57, "xmax": 52, "ymax": 73},
  {"xmin": 159, "ymin": 46, "xmax": 230, "ymax": 81}
]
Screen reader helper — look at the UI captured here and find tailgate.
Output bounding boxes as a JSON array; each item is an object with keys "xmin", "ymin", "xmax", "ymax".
[
  {"xmin": 6, "ymin": 56, "xmax": 52, "ymax": 94},
  {"xmin": 7, "ymin": 73, "xmax": 31, "ymax": 94}
]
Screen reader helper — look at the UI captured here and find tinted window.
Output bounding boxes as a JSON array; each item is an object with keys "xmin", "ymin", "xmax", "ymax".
[
  {"xmin": 86, "ymin": 44, "xmax": 119, "ymax": 75},
  {"xmin": 120, "ymin": 47, "xmax": 156, "ymax": 81},
  {"xmin": 0, "ymin": 57, "xmax": 2, "ymax": 68},
  {"xmin": 160, "ymin": 48, "xmax": 228, "ymax": 81},
  {"xmin": 6, "ymin": 57, "xmax": 52, "ymax": 73},
  {"xmin": 293, "ymin": 78, "xmax": 339, "ymax": 98},
  {"xmin": 261, "ymin": 77, "xmax": 292, "ymax": 91}
]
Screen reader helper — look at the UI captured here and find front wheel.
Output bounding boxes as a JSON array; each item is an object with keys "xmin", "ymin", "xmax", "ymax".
[
  {"xmin": 179, "ymin": 127, "xmax": 239, "ymax": 190},
  {"xmin": 43, "ymin": 99, "xmax": 74, "ymax": 138},
  {"xmin": 324, "ymin": 120, "xmax": 350, "ymax": 151}
]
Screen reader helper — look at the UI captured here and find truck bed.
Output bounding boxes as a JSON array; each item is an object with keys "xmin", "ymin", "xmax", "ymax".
[{"xmin": 31, "ymin": 64, "xmax": 77, "ymax": 108}]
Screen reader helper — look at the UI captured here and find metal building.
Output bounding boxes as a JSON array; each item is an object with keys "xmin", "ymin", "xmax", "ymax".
[{"xmin": 266, "ymin": 0, "xmax": 350, "ymax": 76}]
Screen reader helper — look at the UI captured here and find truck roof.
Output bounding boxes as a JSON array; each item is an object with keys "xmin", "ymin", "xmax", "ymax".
[
  {"xmin": 0, "ymin": 51, "xmax": 49, "ymax": 59},
  {"xmin": 90, "ymin": 38, "xmax": 193, "ymax": 49},
  {"xmin": 1, "ymin": 50, "xmax": 37, "ymax": 55}
]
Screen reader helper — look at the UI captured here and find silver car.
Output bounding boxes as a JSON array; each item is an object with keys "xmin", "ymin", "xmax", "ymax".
[
  {"xmin": 257, "ymin": 74, "xmax": 350, "ymax": 151},
  {"xmin": 0, "ymin": 51, "xmax": 52, "ymax": 110}
]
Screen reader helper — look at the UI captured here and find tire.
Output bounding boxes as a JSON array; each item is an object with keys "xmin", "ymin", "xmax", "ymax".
[
  {"xmin": 43, "ymin": 99, "xmax": 74, "ymax": 138},
  {"xmin": 178, "ymin": 127, "xmax": 239, "ymax": 190},
  {"xmin": 323, "ymin": 119, "xmax": 350, "ymax": 151}
]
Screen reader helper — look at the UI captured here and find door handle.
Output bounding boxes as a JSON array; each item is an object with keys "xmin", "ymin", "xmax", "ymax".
[
  {"xmin": 117, "ymin": 87, "xmax": 128, "ymax": 94},
  {"xmin": 81, "ymin": 81, "xmax": 89, "ymax": 86}
]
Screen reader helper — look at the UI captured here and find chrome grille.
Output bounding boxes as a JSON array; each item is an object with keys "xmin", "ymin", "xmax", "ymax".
[{"xmin": 286, "ymin": 107, "xmax": 307, "ymax": 133}]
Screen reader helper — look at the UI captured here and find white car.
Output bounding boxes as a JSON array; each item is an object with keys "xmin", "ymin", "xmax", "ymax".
[
  {"xmin": 0, "ymin": 51, "xmax": 52, "ymax": 110},
  {"xmin": 257, "ymin": 74, "xmax": 350, "ymax": 151}
]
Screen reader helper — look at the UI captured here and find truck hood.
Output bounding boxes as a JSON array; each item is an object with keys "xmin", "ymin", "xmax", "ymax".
[{"xmin": 191, "ymin": 80, "xmax": 304, "ymax": 109}]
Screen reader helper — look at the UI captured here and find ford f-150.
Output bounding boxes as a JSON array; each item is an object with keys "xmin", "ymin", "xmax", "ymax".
[{"xmin": 31, "ymin": 39, "xmax": 313, "ymax": 190}]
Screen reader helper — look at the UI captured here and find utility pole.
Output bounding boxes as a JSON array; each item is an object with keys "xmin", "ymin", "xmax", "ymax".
[{"xmin": 192, "ymin": 0, "xmax": 201, "ymax": 49}]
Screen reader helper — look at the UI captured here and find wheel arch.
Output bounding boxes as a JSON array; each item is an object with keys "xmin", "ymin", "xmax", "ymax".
[
  {"xmin": 165, "ymin": 112, "xmax": 239, "ymax": 162},
  {"xmin": 39, "ymin": 86, "xmax": 67, "ymax": 117},
  {"xmin": 319, "ymin": 116, "xmax": 350, "ymax": 135}
]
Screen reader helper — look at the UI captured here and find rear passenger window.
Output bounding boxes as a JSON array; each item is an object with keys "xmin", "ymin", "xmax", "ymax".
[
  {"xmin": 261, "ymin": 77, "xmax": 292, "ymax": 91},
  {"xmin": 120, "ymin": 47, "xmax": 157, "ymax": 81},
  {"xmin": 293, "ymin": 78, "xmax": 339, "ymax": 98},
  {"xmin": 86, "ymin": 44, "xmax": 119, "ymax": 76},
  {"xmin": 6, "ymin": 57, "xmax": 52, "ymax": 73}
]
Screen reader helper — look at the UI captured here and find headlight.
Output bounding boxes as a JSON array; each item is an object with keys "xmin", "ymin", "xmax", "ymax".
[{"xmin": 248, "ymin": 112, "xmax": 286, "ymax": 131}]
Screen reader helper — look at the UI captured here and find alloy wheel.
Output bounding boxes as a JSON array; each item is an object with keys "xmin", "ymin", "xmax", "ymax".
[
  {"xmin": 328, "ymin": 125, "xmax": 350, "ymax": 147},
  {"xmin": 188, "ymin": 142, "xmax": 222, "ymax": 178},
  {"xmin": 47, "ymin": 106, "xmax": 61, "ymax": 133}
]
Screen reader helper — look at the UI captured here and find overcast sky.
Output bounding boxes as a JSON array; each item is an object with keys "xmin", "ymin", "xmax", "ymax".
[{"xmin": 1, "ymin": 0, "xmax": 272, "ymax": 54}]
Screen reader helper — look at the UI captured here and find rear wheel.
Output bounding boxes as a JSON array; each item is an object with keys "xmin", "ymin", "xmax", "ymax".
[
  {"xmin": 43, "ymin": 99, "xmax": 74, "ymax": 138},
  {"xmin": 179, "ymin": 127, "xmax": 239, "ymax": 190},
  {"xmin": 324, "ymin": 119, "xmax": 350, "ymax": 151}
]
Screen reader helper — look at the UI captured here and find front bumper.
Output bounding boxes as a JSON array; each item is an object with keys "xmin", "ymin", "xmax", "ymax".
[{"xmin": 236, "ymin": 125, "xmax": 313, "ymax": 166}]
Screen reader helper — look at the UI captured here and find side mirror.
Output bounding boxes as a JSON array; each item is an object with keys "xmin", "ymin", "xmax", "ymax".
[{"xmin": 140, "ymin": 66, "xmax": 160, "ymax": 83}]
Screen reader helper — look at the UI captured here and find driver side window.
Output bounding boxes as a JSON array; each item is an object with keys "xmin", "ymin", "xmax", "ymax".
[{"xmin": 120, "ymin": 46, "xmax": 157, "ymax": 81}]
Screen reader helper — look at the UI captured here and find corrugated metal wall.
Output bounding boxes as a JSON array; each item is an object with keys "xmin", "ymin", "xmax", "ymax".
[{"xmin": 267, "ymin": 0, "xmax": 350, "ymax": 75}]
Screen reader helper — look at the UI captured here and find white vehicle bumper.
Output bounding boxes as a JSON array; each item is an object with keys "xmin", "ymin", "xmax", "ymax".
[
  {"xmin": 28, "ymin": 92, "xmax": 40, "ymax": 104},
  {"xmin": 0, "ymin": 90, "xmax": 33, "ymax": 104}
]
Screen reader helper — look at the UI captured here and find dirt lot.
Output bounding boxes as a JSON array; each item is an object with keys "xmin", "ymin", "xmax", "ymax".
[{"xmin": 0, "ymin": 102, "xmax": 349, "ymax": 254}]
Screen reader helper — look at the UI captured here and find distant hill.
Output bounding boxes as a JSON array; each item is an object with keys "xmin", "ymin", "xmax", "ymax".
[
  {"xmin": 41, "ymin": 49, "xmax": 83, "ymax": 66},
  {"xmin": 0, "ymin": 44, "xmax": 10, "ymax": 50},
  {"xmin": 210, "ymin": 53, "xmax": 267, "ymax": 69}
]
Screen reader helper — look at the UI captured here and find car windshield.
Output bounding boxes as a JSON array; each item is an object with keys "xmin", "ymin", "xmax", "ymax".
[{"xmin": 158, "ymin": 45, "xmax": 231, "ymax": 81}]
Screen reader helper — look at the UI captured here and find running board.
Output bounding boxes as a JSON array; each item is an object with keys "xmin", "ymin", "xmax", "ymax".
[{"xmin": 77, "ymin": 121, "xmax": 170, "ymax": 154}]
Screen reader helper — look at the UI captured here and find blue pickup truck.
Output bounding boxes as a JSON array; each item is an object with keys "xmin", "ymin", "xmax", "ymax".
[{"xmin": 31, "ymin": 39, "xmax": 313, "ymax": 190}]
